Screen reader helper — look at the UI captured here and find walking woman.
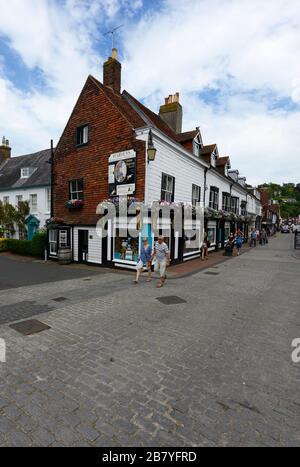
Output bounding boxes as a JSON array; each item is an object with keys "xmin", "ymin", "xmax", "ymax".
[
  {"xmin": 134, "ymin": 238, "xmax": 152, "ymax": 284},
  {"xmin": 235, "ymin": 229, "xmax": 244, "ymax": 256},
  {"xmin": 202, "ymin": 231, "xmax": 209, "ymax": 261}
]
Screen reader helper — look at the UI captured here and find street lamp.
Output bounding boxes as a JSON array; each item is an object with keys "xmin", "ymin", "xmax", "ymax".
[{"xmin": 147, "ymin": 129, "xmax": 157, "ymax": 163}]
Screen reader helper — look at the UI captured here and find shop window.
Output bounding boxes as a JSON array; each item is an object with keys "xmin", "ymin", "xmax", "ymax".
[
  {"xmin": 49, "ymin": 230, "xmax": 58, "ymax": 256},
  {"xmin": 209, "ymin": 187, "xmax": 219, "ymax": 210},
  {"xmin": 114, "ymin": 232, "xmax": 139, "ymax": 263},
  {"xmin": 207, "ymin": 227, "xmax": 216, "ymax": 245},
  {"xmin": 184, "ymin": 231, "xmax": 200, "ymax": 255},
  {"xmin": 161, "ymin": 173, "xmax": 175, "ymax": 202},
  {"xmin": 76, "ymin": 125, "xmax": 89, "ymax": 146},
  {"xmin": 192, "ymin": 184, "xmax": 201, "ymax": 206},
  {"xmin": 59, "ymin": 230, "xmax": 68, "ymax": 248},
  {"xmin": 224, "ymin": 226, "xmax": 231, "ymax": 240},
  {"xmin": 69, "ymin": 179, "xmax": 84, "ymax": 201}
]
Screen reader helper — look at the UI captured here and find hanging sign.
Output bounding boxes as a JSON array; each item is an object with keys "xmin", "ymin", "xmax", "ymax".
[{"xmin": 108, "ymin": 150, "xmax": 136, "ymax": 197}]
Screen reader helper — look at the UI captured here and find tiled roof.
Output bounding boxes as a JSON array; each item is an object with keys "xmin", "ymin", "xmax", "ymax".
[
  {"xmin": 0, "ymin": 149, "xmax": 51, "ymax": 190},
  {"xmin": 122, "ymin": 90, "xmax": 179, "ymax": 143},
  {"xmin": 177, "ymin": 130, "xmax": 198, "ymax": 142},
  {"xmin": 216, "ymin": 156, "xmax": 230, "ymax": 167},
  {"xmin": 89, "ymin": 76, "xmax": 179, "ymax": 144},
  {"xmin": 201, "ymin": 144, "xmax": 217, "ymax": 155}
]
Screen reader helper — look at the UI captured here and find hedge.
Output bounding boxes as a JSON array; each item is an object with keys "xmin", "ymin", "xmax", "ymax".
[
  {"xmin": 0, "ymin": 238, "xmax": 8, "ymax": 252},
  {"xmin": 0, "ymin": 232, "xmax": 47, "ymax": 257}
]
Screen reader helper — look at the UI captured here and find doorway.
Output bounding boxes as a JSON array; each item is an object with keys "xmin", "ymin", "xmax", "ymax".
[{"xmin": 78, "ymin": 230, "xmax": 89, "ymax": 263}]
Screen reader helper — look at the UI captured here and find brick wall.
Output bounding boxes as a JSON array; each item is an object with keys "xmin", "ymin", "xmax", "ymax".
[{"xmin": 53, "ymin": 77, "xmax": 146, "ymax": 225}]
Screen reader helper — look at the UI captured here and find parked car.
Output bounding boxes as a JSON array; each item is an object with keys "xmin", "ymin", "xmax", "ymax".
[{"xmin": 281, "ymin": 225, "xmax": 290, "ymax": 233}]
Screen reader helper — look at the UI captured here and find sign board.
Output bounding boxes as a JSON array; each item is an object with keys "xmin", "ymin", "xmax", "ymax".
[{"xmin": 108, "ymin": 150, "xmax": 136, "ymax": 197}]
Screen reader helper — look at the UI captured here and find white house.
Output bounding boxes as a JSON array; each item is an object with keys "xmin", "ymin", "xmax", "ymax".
[{"xmin": 0, "ymin": 139, "xmax": 51, "ymax": 240}]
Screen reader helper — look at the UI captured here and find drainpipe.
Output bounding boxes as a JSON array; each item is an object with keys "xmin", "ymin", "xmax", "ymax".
[{"xmin": 50, "ymin": 139, "xmax": 54, "ymax": 219}]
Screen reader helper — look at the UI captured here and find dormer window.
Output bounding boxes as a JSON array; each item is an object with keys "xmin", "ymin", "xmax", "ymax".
[
  {"xmin": 76, "ymin": 125, "xmax": 89, "ymax": 147},
  {"xmin": 21, "ymin": 167, "xmax": 35, "ymax": 179},
  {"xmin": 193, "ymin": 141, "xmax": 200, "ymax": 157},
  {"xmin": 193, "ymin": 133, "xmax": 203, "ymax": 157}
]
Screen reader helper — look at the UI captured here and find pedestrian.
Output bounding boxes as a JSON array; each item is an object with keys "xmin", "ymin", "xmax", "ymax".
[
  {"xmin": 235, "ymin": 229, "xmax": 244, "ymax": 256},
  {"xmin": 153, "ymin": 235, "xmax": 170, "ymax": 288},
  {"xmin": 202, "ymin": 231, "xmax": 209, "ymax": 261},
  {"xmin": 225, "ymin": 232, "xmax": 235, "ymax": 256},
  {"xmin": 134, "ymin": 238, "xmax": 153, "ymax": 284},
  {"xmin": 261, "ymin": 229, "xmax": 267, "ymax": 245},
  {"xmin": 250, "ymin": 228, "xmax": 257, "ymax": 247},
  {"xmin": 256, "ymin": 228, "xmax": 260, "ymax": 244}
]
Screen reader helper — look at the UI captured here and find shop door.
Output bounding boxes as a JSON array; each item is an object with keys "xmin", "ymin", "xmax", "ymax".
[{"xmin": 78, "ymin": 230, "xmax": 89, "ymax": 263}]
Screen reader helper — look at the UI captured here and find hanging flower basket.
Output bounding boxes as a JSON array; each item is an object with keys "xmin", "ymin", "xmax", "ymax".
[{"xmin": 65, "ymin": 200, "xmax": 84, "ymax": 209}]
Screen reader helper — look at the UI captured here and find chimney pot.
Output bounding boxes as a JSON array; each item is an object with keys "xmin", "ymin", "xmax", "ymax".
[
  {"xmin": 159, "ymin": 93, "xmax": 183, "ymax": 134},
  {"xmin": 0, "ymin": 136, "xmax": 11, "ymax": 164},
  {"xmin": 103, "ymin": 49, "xmax": 121, "ymax": 93}
]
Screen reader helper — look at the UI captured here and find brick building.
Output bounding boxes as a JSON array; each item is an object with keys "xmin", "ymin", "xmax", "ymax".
[{"xmin": 48, "ymin": 49, "xmax": 262, "ymax": 268}]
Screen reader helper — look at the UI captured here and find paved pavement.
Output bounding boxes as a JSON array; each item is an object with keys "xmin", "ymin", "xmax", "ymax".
[
  {"xmin": 0, "ymin": 235, "xmax": 299, "ymax": 446},
  {"xmin": 0, "ymin": 253, "xmax": 103, "ymax": 290}
]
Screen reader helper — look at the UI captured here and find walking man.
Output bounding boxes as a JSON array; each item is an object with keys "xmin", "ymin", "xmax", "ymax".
[{"xmin": 153, "ymin": 236, "xmax": 170, "ymax": 288}]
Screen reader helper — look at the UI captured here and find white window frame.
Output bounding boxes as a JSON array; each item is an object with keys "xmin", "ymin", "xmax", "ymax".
[
  {"xmin": 69, "ymin": 179, "xmax": 84, "ymax": 201},
  {"xmin": 161, "ymin": 173, "xmax": 175, "ymax": 203},
  {"xmin": 29, "ymin": 194, "xmax": 38, "ymax": 213},
  {"xmin": 192, "ymin": 184, "xmax": 201, "ymax": 206},
  {"xmin": 49, "ymin": 230, "xmax": 58, "ymax": 256},
  {"xmin": 59, "ymin": 230, "xmax": 68, "ymax": 248},
  {"xmin": 76, "ymin": 125, "xmax": 89, "ymax": 146},
  {"xmin": 15, "ymin": 195, "xmax": 23, "ymax": 207}
]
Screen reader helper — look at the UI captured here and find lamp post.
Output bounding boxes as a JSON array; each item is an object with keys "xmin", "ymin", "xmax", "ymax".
[{"xmin": 147, "ymin": 129, "xmax": 157, "ymax": 163}]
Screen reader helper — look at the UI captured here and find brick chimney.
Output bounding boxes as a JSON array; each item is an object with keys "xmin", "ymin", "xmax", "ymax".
[
  {"xmin": 103, "ymin": 48, "xmax": 121, "ymax": 93},
  {"xmin": 159, "ymin": 93, "xmax": 183, "ymax": 134},
  {"xmin": 0, "ymin": 136, "xmax": 11, "ymax": 166}
]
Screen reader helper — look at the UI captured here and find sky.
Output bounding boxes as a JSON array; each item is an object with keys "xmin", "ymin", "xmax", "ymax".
[{"xmin": 0, "ymin": 0, "xmax": 300, "ymax": 186}]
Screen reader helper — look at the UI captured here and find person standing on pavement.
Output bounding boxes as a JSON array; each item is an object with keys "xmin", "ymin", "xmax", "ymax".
[
  {"xmin": 250, "ymin": 228, "xmax": 257, "ymax": 247},
  {"xmin": 153, "ymin": 235, "xmax": 170, "ymax": 288},
  {"xmin": 235, "ymin": 229, "xmax": 244, "ymax": 256},
  {"xmin": 134, "ymin": 238, "xmax": 152, "ymax": 284}
]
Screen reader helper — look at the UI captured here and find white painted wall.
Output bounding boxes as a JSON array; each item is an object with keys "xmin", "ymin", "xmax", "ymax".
[
  {"xmin": 73, "ymin": 227, "xmax": 102, "ymax": 265},
  {"xmin": 141, "ymin": 132, "xmax": 206, "ymax": 205},
  {"xmin": 0, "ymin": 186, "xmax": 51, "ymax": 238},
  {"xmin": 206, "ymin": 171, "xmax": 232, "ymax": 209}
]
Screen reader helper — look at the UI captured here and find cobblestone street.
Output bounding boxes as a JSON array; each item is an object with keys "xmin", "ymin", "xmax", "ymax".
[{"xmin": 0, "ymin": 234, "xmax": 299, "ymax": 447}]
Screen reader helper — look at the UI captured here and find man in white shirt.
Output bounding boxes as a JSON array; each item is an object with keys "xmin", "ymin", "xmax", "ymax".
[{"xmin": 153, "ymin": 236, "xmax": 170, "ymax": 288}]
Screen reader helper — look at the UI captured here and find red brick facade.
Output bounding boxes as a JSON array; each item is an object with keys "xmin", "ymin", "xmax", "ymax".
[{"xmin": 53, "ymin": 76, "xmax": 146, "ymax": 226}]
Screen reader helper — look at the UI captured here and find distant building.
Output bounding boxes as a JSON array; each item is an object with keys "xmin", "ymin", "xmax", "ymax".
[{"xmin": 0, "ymin": 138, "xmax": 51, "ymax": 240}]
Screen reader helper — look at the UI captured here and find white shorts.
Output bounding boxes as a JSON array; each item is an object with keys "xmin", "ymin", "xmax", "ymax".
[{"xmin": 154, "ymin": 259, "xmax": 167, "ymax": 278}]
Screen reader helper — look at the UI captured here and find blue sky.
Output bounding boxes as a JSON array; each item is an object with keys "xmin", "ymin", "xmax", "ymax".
[{"xmin": 0, "ymin": 0, "xmax": 300, "ymax": 185}]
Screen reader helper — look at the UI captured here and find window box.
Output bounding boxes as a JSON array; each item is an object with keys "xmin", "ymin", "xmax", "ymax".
[{"xmin": 65, "ymin": 200, "xmax": 84, "ymax": 209}]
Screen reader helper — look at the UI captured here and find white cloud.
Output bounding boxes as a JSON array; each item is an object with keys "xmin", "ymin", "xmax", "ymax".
[
  {"xmin": 122, "ymin": 0, "xmax": 300, "ymax": 184},
  {"xmin": 0, "ymin": 0, "xmax": 299, "ymax": 185}
]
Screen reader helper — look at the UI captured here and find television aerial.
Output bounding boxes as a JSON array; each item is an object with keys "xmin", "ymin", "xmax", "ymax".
[{"xmin": 104, "ymin": 25, "xmax": 124, "ymax": 50}]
